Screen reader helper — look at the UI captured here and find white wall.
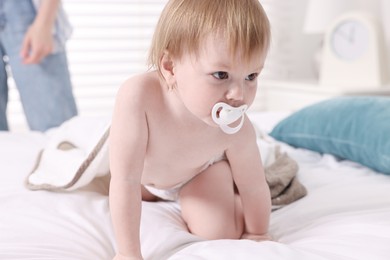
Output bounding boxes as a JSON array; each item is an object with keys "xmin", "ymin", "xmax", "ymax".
[{"xmin": 261, "ymin": 0, "xmax": 319, "ymax": 81}]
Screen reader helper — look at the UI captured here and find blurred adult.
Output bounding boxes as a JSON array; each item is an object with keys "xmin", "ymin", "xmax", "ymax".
[{"xmin": 0, "ymin": 0, "xmax": 77, "ymax": 131}]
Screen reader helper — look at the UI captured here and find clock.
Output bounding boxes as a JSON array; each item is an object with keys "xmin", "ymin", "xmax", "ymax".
[
  {"xmin": 331, "ymin": 19, "xmax": 369, "ymax": 61},
  {"xmin": 320, "ymin": 11, "xmax": 387, "ymax": 89}
]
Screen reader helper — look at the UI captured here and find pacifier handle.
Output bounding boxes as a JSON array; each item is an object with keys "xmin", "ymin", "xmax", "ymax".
[{"xmin": 212, "ymin": 102, "xmax": 248, "ymax": 134}]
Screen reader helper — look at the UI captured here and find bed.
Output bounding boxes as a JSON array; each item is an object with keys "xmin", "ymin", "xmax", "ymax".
[{"xmin": 1, "ymin": 96, "xmax": 390, "ymax": 260}]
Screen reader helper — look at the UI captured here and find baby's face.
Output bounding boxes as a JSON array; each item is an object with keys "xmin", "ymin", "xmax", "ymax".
[{"xmin": 172, "ymin": 33, "xmax": 266, "ymax": 128}]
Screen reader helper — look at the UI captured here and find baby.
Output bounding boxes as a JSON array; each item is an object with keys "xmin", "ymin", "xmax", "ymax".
[{"xmin": 109, "ymin": 0, "xmax": 272, "ymax": 259}]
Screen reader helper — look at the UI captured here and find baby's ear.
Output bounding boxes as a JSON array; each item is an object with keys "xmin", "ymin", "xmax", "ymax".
[{"xmin": 160, "ymin": 51, "xmax": 176, "ymax": 87}]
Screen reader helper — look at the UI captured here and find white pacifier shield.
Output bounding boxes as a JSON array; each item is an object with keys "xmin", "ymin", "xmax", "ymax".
[{"xmin": 212, "ymin": 102, "xmax": 248, "ymax": 134}]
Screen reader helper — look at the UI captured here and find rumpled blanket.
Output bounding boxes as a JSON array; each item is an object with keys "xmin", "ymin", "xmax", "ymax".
[
  {"xmin": 26, "ymin": 116, "xmax": 307, "ymax": 207},
  {"xmin": 265, "ymin": 147, "xmax": 307, "ymax": 207}
]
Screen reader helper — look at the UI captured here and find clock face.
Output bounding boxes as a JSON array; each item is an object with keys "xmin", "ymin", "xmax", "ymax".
[{"xmin": 330, "ymin": 20, "xmax": 369, "ymax": 61}]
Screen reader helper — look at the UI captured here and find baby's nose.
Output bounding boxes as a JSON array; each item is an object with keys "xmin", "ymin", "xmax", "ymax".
[{"xmin": 226, "ymin": 83, "xmax": 244, "ymax": 101}]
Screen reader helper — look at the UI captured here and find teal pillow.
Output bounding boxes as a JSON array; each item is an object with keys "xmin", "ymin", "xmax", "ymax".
[{"xmin": 270, "ymin": 96, "xmax": 390, "ymax": 175}]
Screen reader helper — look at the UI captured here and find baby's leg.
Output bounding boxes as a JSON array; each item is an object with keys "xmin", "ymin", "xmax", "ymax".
[{"xmin": 179, "ymin": 160, "xmax": 244, "ymax": 240}]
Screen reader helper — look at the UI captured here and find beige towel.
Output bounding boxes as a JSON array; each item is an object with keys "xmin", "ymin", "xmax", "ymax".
[{"xmin": 265, "ymin": 147, "xmax": 307, "ymax": 207}]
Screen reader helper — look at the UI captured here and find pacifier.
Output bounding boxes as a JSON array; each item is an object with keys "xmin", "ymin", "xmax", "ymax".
[{"xmin": 211, "ymin": 102, "xmax": 248, "ymax": 134}]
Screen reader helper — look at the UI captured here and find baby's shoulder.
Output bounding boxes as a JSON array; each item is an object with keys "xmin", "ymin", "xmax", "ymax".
[
  {"xmin": 119, "ymin": 71, "xmax": 161, "ymax": 96},
  {"xmin": 117, "ymin": 72, "xmax": 161, "ymax": 101},
  {"xmin": 228, "ymin": 117, "xmax": 258, "ymax": 146}
]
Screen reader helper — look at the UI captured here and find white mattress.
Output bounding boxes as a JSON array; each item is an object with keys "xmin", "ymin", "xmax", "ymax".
[{"xmin": 1, "ymin": 112, "xmax": 390, "ymax": 260}]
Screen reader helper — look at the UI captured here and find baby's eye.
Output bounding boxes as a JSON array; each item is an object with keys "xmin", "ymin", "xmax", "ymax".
[
  {"xmin": 245, "ymin": 73, "xmax": 258, "ymax": 81},
  {"xmin": 212, "ymin": 71, "xmax": 229, "ymax": 80}
]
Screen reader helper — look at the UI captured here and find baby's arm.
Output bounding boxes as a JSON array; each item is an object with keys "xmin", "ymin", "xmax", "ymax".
[
  {"xmin": 109, "ymin": 79, "xmax": 149, "ymax": 259},
  {"xmin": 227, "ymin": 119, "xmax": 271, "ymax": 239}
]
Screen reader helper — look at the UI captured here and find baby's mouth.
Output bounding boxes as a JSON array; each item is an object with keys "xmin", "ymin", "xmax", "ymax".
[{"xmin": 216, "ymin": 107, "xmax": 222, "ymax": 118}]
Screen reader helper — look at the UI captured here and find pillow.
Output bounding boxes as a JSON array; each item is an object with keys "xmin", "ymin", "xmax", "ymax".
[{"xmin": 269, "ymin": 96, "xmax": 390, "ymax": 175}]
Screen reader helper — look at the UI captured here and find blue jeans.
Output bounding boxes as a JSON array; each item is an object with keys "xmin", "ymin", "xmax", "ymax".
[{"xmin": 0, "ymin": 0, "xmax": 77, "ymax": 131}]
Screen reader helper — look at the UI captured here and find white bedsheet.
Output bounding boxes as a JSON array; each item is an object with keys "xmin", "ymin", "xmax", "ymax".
[{"xmin": 1, "ymin": 112, "xmax": 390, "ymax": 260}]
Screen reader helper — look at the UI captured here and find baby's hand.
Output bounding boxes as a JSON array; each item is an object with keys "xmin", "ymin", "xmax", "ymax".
[{"xmin": 241, "ymin": 232, "xmax": 273, "ymax": 242}]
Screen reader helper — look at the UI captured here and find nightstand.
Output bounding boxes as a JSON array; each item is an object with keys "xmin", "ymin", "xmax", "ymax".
[{"xmin": 252, "ymin": 80, "xmax": 390, "ymax": 111}]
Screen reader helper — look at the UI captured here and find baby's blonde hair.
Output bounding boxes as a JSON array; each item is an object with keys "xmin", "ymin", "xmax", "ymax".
[{"xmin": 148, "ymin": 0, "xmax": 271, "ymax": 73}]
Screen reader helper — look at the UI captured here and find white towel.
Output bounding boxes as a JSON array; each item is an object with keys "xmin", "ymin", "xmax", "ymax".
[{"xmin": 26, "ymin": 116, "xmax": 110, "ymax": 191}]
